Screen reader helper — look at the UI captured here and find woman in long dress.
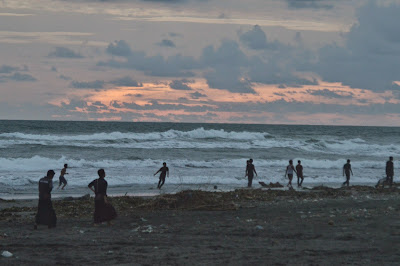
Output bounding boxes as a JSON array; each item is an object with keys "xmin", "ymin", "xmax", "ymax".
[
  {"xmin": 88, "ymin": 169, "xmax": 117, "ymax": 225},
  {"xmin": 34, "ymin": 170, "xmax": 57, "ymax": 229}
]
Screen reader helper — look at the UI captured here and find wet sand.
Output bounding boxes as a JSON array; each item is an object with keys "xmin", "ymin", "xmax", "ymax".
[{"xmin": 1, "ymin": 186, "xmax": 400, "ymax": 265}]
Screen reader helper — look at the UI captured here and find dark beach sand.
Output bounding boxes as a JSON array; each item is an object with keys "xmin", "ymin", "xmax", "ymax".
[{"xmin": 1, "ymin": 186, "xmax": 400, "ymax": 265}]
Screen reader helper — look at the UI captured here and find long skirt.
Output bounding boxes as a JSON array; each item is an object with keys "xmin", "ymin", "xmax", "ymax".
[
  {"xmin": 35, "ymin": 199, "xmax": 57, "ymax": 227},
  {"xmin": 94, "ymin": 197, "xmax": 117, "ymax": 224}
]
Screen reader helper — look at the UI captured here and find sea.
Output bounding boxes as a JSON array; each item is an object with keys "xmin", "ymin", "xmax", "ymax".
[{"xmin": 0, "ymin": 120, "xmax": 399, "ymax": 199}]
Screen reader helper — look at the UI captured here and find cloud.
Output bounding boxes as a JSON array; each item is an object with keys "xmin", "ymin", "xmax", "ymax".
[
  {"xmin": 106, "ymin": 40, "xmax": 132, "ymax": 57},
  {"xmin": 168, "ymin": 32, "xmax": 182, "ymax": 37},
  {"xmin": 190, "ymin": 91, "xmax": 206, "ymax": 99},
  {"xmin": 204, "ymin": 67, "xmax": 254, "ymax": 93},
  {"xmin": 59, "ymin": 75, "xmax": 72, "ymax": 80},
  {"xmin": 0, "ymin": 65, "xmax": 20, "ymax": 74},
  {"xmin": 115, "ymin": 100, "xmax": 214, "ymax": 113},
  {"xmin": 99, "ymin": 40, "xmax": 198, "ymax": 77},
  {"xmin": 286, "ymin": 0, "xmax": 334, "ymax": 10},
  {"xmin": 99, "ymin": 35, "xmax": 318, "ymax": 93},
  {"xmin": 157, "ymin": 39, "xmax": 176, "ymax": 48},
  {"xmin": 201, "ymin": 40, "xmax": 256, "ymax": 93},
  {"xmin": 69, "ymin": 76, "xmax": 142, "ymax": 88},
  {"xmin": 48, "ymin": 47, "xmax": 84, "ymax": 58},
  {"xmin": 169, "ymin": 79, "xmax": 192, "ymax": 90},
  {"xmin": 238, "ymin": 25, "xmax": 269, "ymax": 50},
  {"xmin": 312, "ymin": 2, "xmax": 400, "ymax": 92},
  {"xmin": 0, "ymin": 72, "xmax": 37, "ymax": 82},
  {"xmin": 70, "ymin": 80, "xmax": 105, "ymax": 89},
  {"xmin": 109, "ymin": 76, "xmax": 142, "ymax": 87},
  {"xmin": 248, "ymin": 56, "xmax": 318, "ymax": 86},
  {"xmin": 214, "ymin": 99, "xmax": 400, "ymax": 116},
  {"xmin": 307, "ymin": 89, "xmax": 353, "ymax": 99}
]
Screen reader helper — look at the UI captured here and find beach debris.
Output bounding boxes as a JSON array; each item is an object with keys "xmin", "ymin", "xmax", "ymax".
[
  {"xmin": 2, "ymin": 251, "xmax": 13, "ymax": 258},
  {"xmin": 79, "ymin": 194, "xmax": 91, "ymax": 200},
  {"xmin": 63, "ymin": 197, "xmax": 74, "ymax": 201},
  {"xmin": 259, "ymin": 182, "xmax": 284, "ymax": 188},
  {"xmin": 246, "ymin": 219, "xmax": 254, "ymax": 222},
  {"xmin": 131, "ymin": 227, "xmax": 140, "ymax": 232},
  {"xmin": 79, "ymin": 230, "xmax": 85, "ymax": 234},
  {"xmin": 328, "ymin": 220, "xmax": 335, "ymax": 226},
  {"xmin": 141, "ymin": 225, "xmax": 154, "ymax": 233},
  {"xmin": 140, "ymin": 217, "xmax": 147, "ymax": 222},
  {"xmin": 107, "ymin": 250, "xmax": 114, "ymax": 254},
  {"xmin": 255, "ymin": 225, "xmax": 264, "ymax": 230}
]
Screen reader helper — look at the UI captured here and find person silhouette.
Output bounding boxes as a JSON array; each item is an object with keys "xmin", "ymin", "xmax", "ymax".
[
  {"xmin": 58, "ymin": 164, "xmax": 68, "ymax": 190},
  {"xmin": 285, "ymin": 160, "xmax": 297, "ymax": 188},
  {"xmin": 88, "ymin": 169, "xmax": 117, "ymax": 225},
  {"xmin": 386, "ymin": 156, "xmax": 394, "ymax": 187},
  {"xmin": 245, "ymin": 159, "xmax": 257, "ymax": 187},
  {"xmin": 154, "ymin": 162, "xmax": 169, "ymax": 189},
  {"xmin": 342, "ymin": 159, "xmax": 353, "ymax": 187},
  {"xmin": 34, "ymin": 170, "xmax": 57, "ymax": 229},
  {"xmin": 296, "ymin": 160, "xmax": 304, "ymax": 187}
]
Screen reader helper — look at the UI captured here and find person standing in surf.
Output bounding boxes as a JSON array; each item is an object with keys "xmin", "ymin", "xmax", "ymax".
[
  {"xmin": 376, "ymin": 156, "xmax": 394, "ymax": 188},
  {"xmin": 285, "ymin": 160, "xmax": 297, "ymax": 188},
  {"xmin": 296, "ymin": 160, "xmax": 304, "ymax": 187},
  {"xmin": 245, "ymin": 159, "xmax": 257, "ymax": 187},
  {"xmin": 154, "ymin": 162, "xmax": 169, "ymax": 189},
  {"xmin": 88, "ymin": 169, "xmax": 117, "ymax": 226},
  {"xmin": 386, "ymin": 156, "xmax": 394, "ymax": 187},
  {"xmin": 342, "ymin": 159, "xmax": 353, "ymax": 187},
  {"xmin": 57, "ymin": 163, "xmax": 68, "ymax": 190},
  {"xmin": 34, "ymin": 170, "xmax": 57, "ymax": 229}
]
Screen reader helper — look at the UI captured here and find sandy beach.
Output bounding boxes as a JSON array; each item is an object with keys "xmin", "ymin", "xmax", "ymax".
[{"xmin": 1, "ymin": 185, "xmax": 400, "ymax": 265}]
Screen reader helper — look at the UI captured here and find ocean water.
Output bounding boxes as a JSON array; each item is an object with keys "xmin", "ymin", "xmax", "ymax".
[{"xmin": 0, "ymin": 120, "xmax": 399, "ymax": 197}]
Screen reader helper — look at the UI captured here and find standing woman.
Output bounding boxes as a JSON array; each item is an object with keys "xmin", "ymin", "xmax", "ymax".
[
  {"xmin": 88, "ymin": 169, "xmax": 117, "ymax": 225},
  {"xmin": 34, "ymin": 170, "xmax": 57, "ymax": 229}
]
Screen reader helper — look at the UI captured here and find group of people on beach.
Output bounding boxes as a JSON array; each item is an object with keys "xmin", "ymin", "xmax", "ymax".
[
  {"xmin": 246, "ymin": 159, "xmax": 304, "ymax": 189},
  {"xmin": 341, "ymin": 156, "xmax": 395, "ymax": 188},
  {"xmin": 246, "ymin": 156, "xmax": 395, "ymax": 189},
  {"xmin": 34, "ymin": 156, "xmax": 394, "ymax": 229},
  {"xmin": 34, "ymin": 162, "xmax": 169, "ymax": 229},
  {"xmin": 34, "ymin": 168, "xmax": 118, "ymax": 229}
]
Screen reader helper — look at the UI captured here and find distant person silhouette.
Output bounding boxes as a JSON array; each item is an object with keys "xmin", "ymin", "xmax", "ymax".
[
  {"xmin": 376, "ymin": 156, "xmax": 394, "ymax": 188},
  {"xmin": 386, "ymin": 156, "xmax": 394, "ymax": 187},
  {"xmin": 154, "ymin": 162, "xmax": 169, "ymax": 189},
  {"xmin": 58, "ymin": 163, "xmax": 68, "ymax": 190},
  {"xmin": 296, "ymin": 160, "xmax": 304, "ymax": 187},
  {"xmin": 88, "ymin": 169, "xmax": 117, "ymax": 225},
  {"xmin": 342, "ymin": 159, "xmax": 353, "ymax": 187},
  {"xmin": 285, "ymin": 160, "xmax": 297, "ymax": 188},
  {"xmin": 245, "ymin": 159, "xmax": 257, "ymax": 187},
  {"xmin": 34, "ymin": 170, "xmax": 57, "ymax": 229}
]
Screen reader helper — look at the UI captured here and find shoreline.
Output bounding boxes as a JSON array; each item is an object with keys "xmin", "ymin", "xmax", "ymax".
[{"xmin": 0, "ymin": 181, "xmax": 386, "ymax": 200}]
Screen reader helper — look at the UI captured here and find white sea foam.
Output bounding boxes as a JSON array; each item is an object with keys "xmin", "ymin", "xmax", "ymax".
[
  {"xmin": 0, "ymin": 156, "xmax": 392, "ymax": 172},
  {"xmin": 1, "ymin": 129, "xmax": 400, "ymax": 158},
  {"xmin": 0, "ymin": 155, "xmax": 392, "ymax": 189},
  {"xmin": 0, "ymin": 128, "xmax": 269, "ymax": 141}
]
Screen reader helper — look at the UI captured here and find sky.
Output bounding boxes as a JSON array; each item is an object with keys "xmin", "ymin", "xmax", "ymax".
[{"xmin": 1, "ymin": 0, "xmax": 400, "ymax": 126}]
